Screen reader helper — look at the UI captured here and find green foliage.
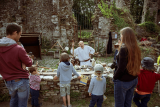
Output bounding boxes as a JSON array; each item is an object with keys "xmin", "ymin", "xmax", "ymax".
[
  {"xmin": 95, "ymin": 42, "xmax": 106, "ymax": 56},
  {"xmin": 130, "ymin": 0, "xmax": 144, "ymax": 24},
  {"xmin": 98, "ymin": 0, "xmax": 113, "ymax": 18},
  {"xmin": 112, "ymin": 11, "xmax": 129, "ymax": 31},
  {"xmin": 98, "ymin": 0, "xmax": 134, "ymax": 32},
  {"xmin": 73, "ymin": 0, "xmax": 95, "ymax": 29},
  {"xmin": 0, "ymin": 93, "xmax": 10, "ymax": 102},
  {"xmin": 139, "ymin": 21, "xmax": 160, "ymax": 34},
  {"xmin": 139, "ymin": 46, "xmax": 155, "ymax": 59},
  {"xmin": 78, "ymin": 31, "xmax": 92, "ymax": 39},
  {"xmin": 145, "ymin": 10, "xmax": 156, "ymax": 22},
  {"xmin": 41, "ymin": 36, "xmax": 51, "ymax": 49}
]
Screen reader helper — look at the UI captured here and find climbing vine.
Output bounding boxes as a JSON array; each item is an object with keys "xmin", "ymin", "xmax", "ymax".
[
  {"xmin": 98, "ymin": 0, "xmax": 135, "ymax": 32},
  {"xmin": 145, "ymin": 9, "xmax": 156, "ymax": 22},
  {"xmin": 98, "ymin": 1, "xmax": 113, "ymax": 18}
]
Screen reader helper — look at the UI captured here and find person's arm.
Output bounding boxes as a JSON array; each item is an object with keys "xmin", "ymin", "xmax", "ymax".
[
  {"xmin": 113, "ymin": 47, "xmax": 128, "ymax": 80},
  {"xmin": 104, "ymin": 78, "xmax": 106, "ymax": 94},
  {"xmin": 88, "ymin": 46, "xmax": 95, "ymax": 54},
  {"xmin": 34, "ymin": 75, "xmax": 41, "ymax": 82},
  {"xmin": 88, "ymin": 78, "xmax": 94, "ymax": 95},
  {"xmin": 57, "ymin": 64, "xmax": 60, "ymax": 78},
  {"xmin": 72, "ymin": 64, "xmax": 80, "ymax": 78},
  {"xmin": 18, "ymin": 47, "xmax": 32, "ymax": 67},
  {"xmin": 155, "ymin": 73, "xmax": 160, "ymax": 81}
]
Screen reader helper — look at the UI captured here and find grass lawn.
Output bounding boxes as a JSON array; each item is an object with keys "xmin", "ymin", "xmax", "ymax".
[{"xmin": 71, "ymin": 93, "xmax": 160, "ymax": 107}]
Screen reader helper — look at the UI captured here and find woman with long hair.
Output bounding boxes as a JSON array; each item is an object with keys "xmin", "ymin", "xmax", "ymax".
[{"xmin": 113, "ymin": 27, "xmax": 141, "ymax": 107}]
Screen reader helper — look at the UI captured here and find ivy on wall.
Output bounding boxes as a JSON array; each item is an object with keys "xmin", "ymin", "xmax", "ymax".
[
  {"xmin": 139, "ymin": 21, "xmax": 160, "ymax": 34},
  {"xmin": 145, "ymin": 9, "xmax": 156, "ymax": 22},
  {"xmin": 98, "ymin": 0, "xmax": 135, "ymax": 32}
]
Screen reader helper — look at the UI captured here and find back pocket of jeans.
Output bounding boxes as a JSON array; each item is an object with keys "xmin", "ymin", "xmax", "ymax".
[{"xmin": 18, "ymin": 81, "xmax": 29, "ymax": 92}]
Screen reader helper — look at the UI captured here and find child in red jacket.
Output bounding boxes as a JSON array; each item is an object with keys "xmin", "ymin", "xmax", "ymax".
[{"xmin": 133, "ymin": 57, "xmax": 160, "ymax": 107}]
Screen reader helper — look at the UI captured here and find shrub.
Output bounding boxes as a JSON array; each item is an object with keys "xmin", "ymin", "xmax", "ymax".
[{"xmin": 139, "ymin": 21, "xmax": 160, "ymax": 34}]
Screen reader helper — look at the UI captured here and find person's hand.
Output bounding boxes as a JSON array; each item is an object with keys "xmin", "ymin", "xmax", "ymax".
[
  {"xmin": 22, "ymin": 63, "xmax": 26, "ymax": 70},
  {"xmin": 36, "ymin": 71, "xmax": 40, "ymax": 75},
  {"xmin": 78, "ymin": 76, "xmax": 82, "ymax": 79},
  {"xmin": 89, "ymin": 93, "xmax": 91, "ymax": 96},
  {"xmin": 54, "ymin": 76, "xmax": 58, "ymax": 80}
]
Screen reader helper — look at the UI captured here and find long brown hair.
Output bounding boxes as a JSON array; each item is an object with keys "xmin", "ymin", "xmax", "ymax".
[{"xmin": 119, "ymin": 27, "xmax": 141, "ymax": 76}]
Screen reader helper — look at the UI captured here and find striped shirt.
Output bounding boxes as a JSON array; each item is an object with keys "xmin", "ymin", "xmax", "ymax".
[{"xmin": 29, "ymin": 74, "xmax": 41, "ymax": 90}]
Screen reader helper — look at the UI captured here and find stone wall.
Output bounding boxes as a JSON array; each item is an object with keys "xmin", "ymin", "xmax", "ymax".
[
  {"xmin": 115, "ymin": 0, "xmax": 131, "ymax": 10},
  {"xmin": 0, "ymin": 72, "xmax": 159, "ymax": 103},
  {"xmin": 92, "ymin": 1, "xmax": 118, "ymax": 56},
  {"xmin": 0, "ymin": 72, "xmax": 114, "ymax": 103},
  {"xmin": 142, "ymin": 0, "xmax": 160, "ymax": 24},
  {"xmin": 0, "ymin": 0, "xmax": 77, "ymax": 47},
  {"xmin": 0, "ymin": 64, "xmax": 160, "ymax": 103}
]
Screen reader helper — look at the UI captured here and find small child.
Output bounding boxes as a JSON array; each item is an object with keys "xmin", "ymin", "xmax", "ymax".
[
  {"xmin": 28, "ymin": 66, "xmax": 41, "ymax": 107},
  {"xmin": 133, "ymin": 57, "xmax": 160, "ymax": 107},
  {"xmin": 54, "ymin": 52, "xmax": 81, "ymax": 107},
  {"xmin": 88, "ymin": 64, "xmax": 106, "ymax": 107}
]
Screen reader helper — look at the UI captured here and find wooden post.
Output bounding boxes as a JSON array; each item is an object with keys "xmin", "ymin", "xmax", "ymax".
[
  {"xmin": 98, "ymin": 37, "xmax": 99, "ymax": 52},
  {"xmin": 80, "ymin": 26, "xmax": 81, "ymax": 40}
]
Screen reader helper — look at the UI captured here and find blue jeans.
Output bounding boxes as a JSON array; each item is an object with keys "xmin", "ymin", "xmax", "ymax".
[
  {"xmin": 114, "ymin": 78, "xmax": 138, "ymax": 107},
  {"xmin": 89, "ymin": 94, "xmax": 103, "ymax": 107},
  {"xmin": 30, "ymin": 88, "xmax": 40, "ymax": 107},
  {"xmin": 133, "ymin": 92, "xmax": 151, "ymax": 107},
  {"xmin": 5, "ymin": 78, "xmax": 30, "ymax": 107}
]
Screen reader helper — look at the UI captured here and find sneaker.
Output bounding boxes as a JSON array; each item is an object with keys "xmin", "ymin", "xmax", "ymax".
[
  {"xmin": 68, "ymin": 104, "xmax": 72, "ymax": 107},
  {"xmin": 62, "ymin": 105, "xmax": 67, "ymax": 107}
]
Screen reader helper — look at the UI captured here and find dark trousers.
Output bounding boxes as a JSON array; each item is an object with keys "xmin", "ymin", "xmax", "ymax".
[
  {"xmin": 114, "ymin": 78, "xmax": 138, "ymax": 107},
  {"xmin": 133, "ymin": 92, "xmax": 151, "ymax": 107},
  {"xmin": 89, "ymin": 94, "xmax": 103, "ymax": 107},
  {"xmin": 30, "ymin": 88, "xmax": 40, "ymax": 107}
]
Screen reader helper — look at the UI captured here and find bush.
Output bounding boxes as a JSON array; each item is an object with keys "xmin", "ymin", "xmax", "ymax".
[
  {"xmin": 78, "ymin": 31, "xmax": 92, "ymax": 39},
  {"xmin": 41, "ymin": 36, "xmax": 52, "ymax": 49},
  {"xmin": 139, "ymin": 21, "xmax": 160, "ymax": 34}
]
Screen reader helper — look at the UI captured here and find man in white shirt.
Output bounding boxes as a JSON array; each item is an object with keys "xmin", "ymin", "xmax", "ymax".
[{"xmin": 71, "ymin": 41, "xmax": 95, "ymax": 66}]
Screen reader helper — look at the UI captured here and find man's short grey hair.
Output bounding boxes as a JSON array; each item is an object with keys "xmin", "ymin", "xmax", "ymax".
[{"xmin": 79, "ymin": 41, "xmax": 84, "ymax": 44}]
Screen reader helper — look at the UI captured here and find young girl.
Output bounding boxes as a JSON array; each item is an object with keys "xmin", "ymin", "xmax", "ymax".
[
  {"xmin": 133, "ymin": 57, "xmax": 160, "ymax": 107},
  {"xmin": 113, "ymin": 27, "xmax": 141, "ymax": 107},
  {"xmin": 29, "ymin": 66, "xmax": 41, "ymax": 107},
  {"xmin": 88, "ymin": 64, "xmax": 106, "ymax": 107}
]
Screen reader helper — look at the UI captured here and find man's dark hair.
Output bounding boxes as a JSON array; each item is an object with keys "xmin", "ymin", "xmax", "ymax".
[
  {"xmin": 60, "ymin": 53, "xmax": 69, "ymax": 62},
  {"xmin": 6, "ymin": 23, "xmax": 22, "ymax": 35}
]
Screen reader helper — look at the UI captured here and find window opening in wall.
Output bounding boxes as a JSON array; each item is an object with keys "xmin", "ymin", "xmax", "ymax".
[
  {"xmin": 158, "ymin": 9, "xmax": 160, "ymax": 15},
  {"xmin": 60, "ymin": 18, "xmax": 66, "ymax": 25}
]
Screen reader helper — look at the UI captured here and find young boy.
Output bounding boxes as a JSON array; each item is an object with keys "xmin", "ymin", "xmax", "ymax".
[
  {"xmin": 29, "ymin": 66, "xmax": 41, "ymax": 107},
  {"xmin": 133, "ymin": 57, "xmax": 160, "ymax": 107},
  {"xmin": 88, "ymin": 64, "xmax": 106, "ymax": 107},
  {"xmin": 54, "ymin": 52, "xmax": 81, "ymax": 107}
]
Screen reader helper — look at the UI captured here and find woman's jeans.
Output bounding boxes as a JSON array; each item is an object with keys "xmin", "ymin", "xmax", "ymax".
[
  {"xmin": 30, "ymin": 88, "xmax": 40, "ymax": 106},
  {"xmin": 5, "ymin": 78, "xmax": 30, "ymax": 107},
  {"xmin": 114, "ymin": 78, "xmax": 138, "ymax": 107},
  {"xmin": 133, "ymin": 92, "xmax": 151, "ymax": 107},
  {"xmin": 89, "ymin": 94, "xmax": 103, "ymax": 107}
]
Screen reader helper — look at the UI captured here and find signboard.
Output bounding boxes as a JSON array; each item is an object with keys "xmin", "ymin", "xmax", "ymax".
[
  {"xmin": 103, "ymin": 95, "xmax": 107, "ymax": 101},
  {"xmin": 80, "ymin": 75, "xmax": 89, "ymax": 85}
]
